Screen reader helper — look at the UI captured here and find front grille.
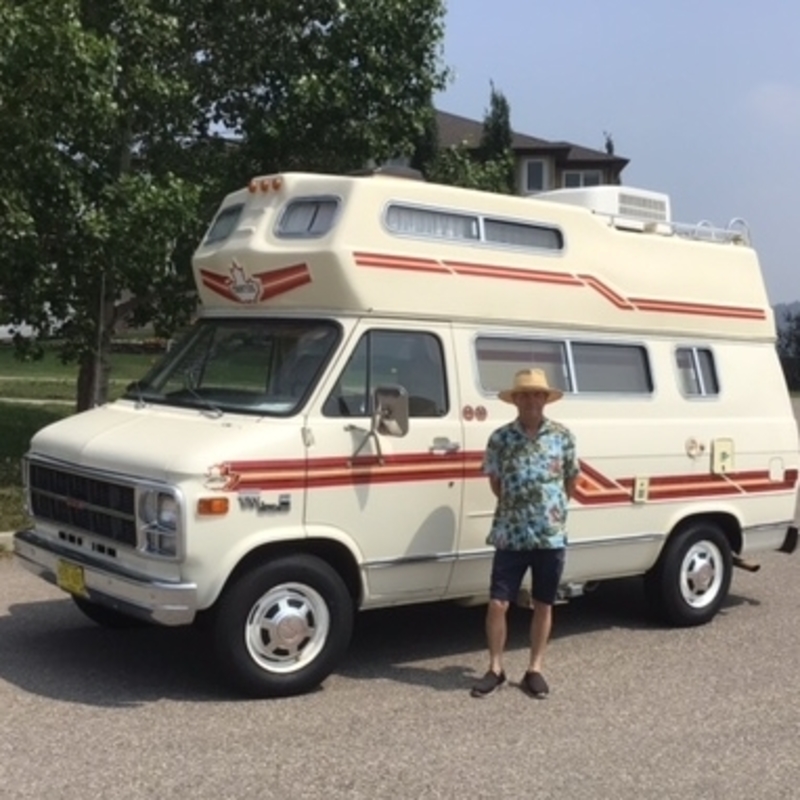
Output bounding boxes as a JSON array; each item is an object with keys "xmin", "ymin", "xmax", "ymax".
[{"xmin": 28, "ymin": 462, "xmax": 137, "ymax": 547}]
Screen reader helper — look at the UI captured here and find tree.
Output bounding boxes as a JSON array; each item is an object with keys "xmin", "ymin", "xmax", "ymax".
[
  {"xmin": 478, "ymin": 82, "xmax": 515, "ymax": 193},
  {"xmin": 190, "ymin": 0, "xmax": 448, "ymax": 187},
  {"xmin": 0, "ymin": 0, "xmax": 205, "ymax": 410},
  {"xmin": 777, "ymin": 310, "xmax": 800, "ymax": 390},
  {"xmin": 423, "ymin": 82, "xmax": 515, "ymax": 194},
  {"xmin": 0, "ymin": 0, "xmax": 448, "ymax": 410}
]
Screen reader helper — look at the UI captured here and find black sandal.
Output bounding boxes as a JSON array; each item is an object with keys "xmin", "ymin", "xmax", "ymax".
[
  {"xmin": 523, "ymin": 670, "xmax": 549, "ymax": 698},
  {"xmin": 470, "ymin": 670, "xmax": 506, "ymax": 698}
]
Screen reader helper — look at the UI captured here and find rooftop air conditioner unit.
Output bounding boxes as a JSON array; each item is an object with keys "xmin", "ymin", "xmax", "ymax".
[{"xmin": 538, "ymin": 186, "xmax": 671, "ymax": 224}]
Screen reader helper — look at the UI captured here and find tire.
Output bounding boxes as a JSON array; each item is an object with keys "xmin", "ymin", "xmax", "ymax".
[
  {"xmin": 212, "ymin": 555, "xmax": 354, "ymax": 698},
  {"xmin": 644, "ymin": 522, "xmax": 733, "ymax": 627},
  {"xmin": 72, "ymin": 595, "xmax": 148, "ymax": 629}
]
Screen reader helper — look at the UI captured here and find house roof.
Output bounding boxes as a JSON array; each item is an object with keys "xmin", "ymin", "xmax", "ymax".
[{"xmin": 435, "ymin": 109, "xmax": 629, "ymax": 169}]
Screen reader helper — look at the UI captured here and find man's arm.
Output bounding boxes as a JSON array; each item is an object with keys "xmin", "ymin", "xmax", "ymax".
[
  {"xmin": 489, "ymin": 475, "xmax": 502, "ymax": 499},
  {"xmin": 564, "ymin": 475, "xmax": 577, "ymax": 499}
]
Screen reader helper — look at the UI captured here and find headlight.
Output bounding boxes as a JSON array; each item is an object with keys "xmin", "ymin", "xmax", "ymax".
[
  {"xmin": 157, "ymin": 495, "xmax": 178, "ymax": 530},
  {"xmin": 138, "ymin": 488, "xmax": 181, "ymax": 558}
]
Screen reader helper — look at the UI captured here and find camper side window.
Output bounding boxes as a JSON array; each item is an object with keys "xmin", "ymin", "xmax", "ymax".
[
  {"xmin": 324, "ymin": 330, "xmax": 448, "ymax": 418},
  {"xmin": 675, "ymin": 347, "xmax": 719, "ymax": 397},
  {"xmin": 571, "ymin": 343, "xmax": 652, "ymax": 394},
  {"xmin": 475, "ymin": 337, "xmax": 569, "ymax": 393}
]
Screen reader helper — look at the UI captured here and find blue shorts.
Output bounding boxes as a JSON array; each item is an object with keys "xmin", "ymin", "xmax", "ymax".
[{"xmin": 489, "ymin": 548, "xmax": 566, "ymax": 606}]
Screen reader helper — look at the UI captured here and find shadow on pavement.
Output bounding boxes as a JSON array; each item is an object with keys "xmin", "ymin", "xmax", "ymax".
[{"xmin": 0, "ymin": 576, "xmax": 759, "ymax": 704}]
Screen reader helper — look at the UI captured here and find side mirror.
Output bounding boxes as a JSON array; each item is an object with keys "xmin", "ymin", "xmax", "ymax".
[{"xmin": 374, "ymin": 385, "xmax": 409, "ymax": 437}]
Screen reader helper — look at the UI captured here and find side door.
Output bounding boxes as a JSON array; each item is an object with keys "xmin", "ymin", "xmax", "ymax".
[{"xmin": 303, "ymin": 322, "xmax": 464, "ymax": 605}]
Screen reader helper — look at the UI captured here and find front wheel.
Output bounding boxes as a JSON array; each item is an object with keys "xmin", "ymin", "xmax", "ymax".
[
  {"xmin": 212, "ymin": 555, "xmax": 354, "ymax": 698},
  {"xmin": 644, "ymin": 522, "xmax": 733, "ymax": 627}
]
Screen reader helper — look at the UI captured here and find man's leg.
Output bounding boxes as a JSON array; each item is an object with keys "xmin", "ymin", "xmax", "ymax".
[
  {"xmin": 524, "ymin": 548, "xmax": 565, "ymax": 696},
  {"xmin": 528, "ymin": 599, "xmax": 553, "ymax": 674},
  {"xmin": 486, "ymin": 598, "xmax": 510, "ymax": 675},
  {"xmin": 471, "ymin": 551, "xmax": 527, "ymax": 696}
]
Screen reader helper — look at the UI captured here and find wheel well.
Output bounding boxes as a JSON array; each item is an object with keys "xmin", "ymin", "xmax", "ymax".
[
  {"xmin": 671, "ymin": 512, "xmax": 742, "ymax": 555},
  {"xmin": 225, "ymin": 538, "xmax": 363, "ymax": 605}
]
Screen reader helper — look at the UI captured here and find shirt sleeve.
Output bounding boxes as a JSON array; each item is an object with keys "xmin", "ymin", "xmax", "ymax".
[
  {"xmin": 482, "ymin": 431, "xmax": 501, "ymax": 477},
  {"xmin": 562, "ymin": 431, "xmax": 579, "ymax": 480}
]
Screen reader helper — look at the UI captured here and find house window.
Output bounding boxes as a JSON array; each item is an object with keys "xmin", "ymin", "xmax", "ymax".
[
  {"xmin": 563, "ymin": 170, "xmax": 603, "ymax": 188},
  {"xmin": 675, "ymin": 347, "xmax": 719, "ymax": 396},
  {"xmin": 524, "ymin": 159, "xmax": 548, "ymax": 193}
]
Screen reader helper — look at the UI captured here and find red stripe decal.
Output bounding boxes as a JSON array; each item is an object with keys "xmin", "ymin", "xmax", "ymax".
[
  {"xmin": 350, "ymin": 251, "xmax": 767, "ymax": 322},
  {"xmin": 445, "ymin": 261, "xmax": 582, "ymax": 286},
  {"xmin": 354, "ymin": 252, "xmax": 448, "ymax": 273},
  {"xmin": 214, "ymin": 457, "xmax": 797, "ymax": 502},
  {"xmin": 578, "ymin": 275, "xmax": 635, "ymax": 310},
  {"xmin": 630, "ymin": 298, "xmax": 766, "ymax": 319}
]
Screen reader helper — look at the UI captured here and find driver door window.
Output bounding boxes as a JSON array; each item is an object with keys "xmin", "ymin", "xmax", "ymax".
[{"xmin": 324, "ymin": 330, "xmax": 448, "ymax": 418}]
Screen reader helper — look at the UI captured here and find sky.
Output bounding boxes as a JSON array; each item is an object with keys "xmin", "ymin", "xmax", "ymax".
[{"xmin": 435, "ymin": 0, "xmax": 800, "ymax": 305}]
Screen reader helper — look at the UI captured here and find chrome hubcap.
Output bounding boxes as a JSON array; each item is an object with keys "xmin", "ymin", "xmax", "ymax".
[
  {"xmin": 680, "ymin": 541, "xmax": 724, "ymax": 608},
  {"xmin": 245, "ymin": 583, "xmax": 330, "ymax": 674}
]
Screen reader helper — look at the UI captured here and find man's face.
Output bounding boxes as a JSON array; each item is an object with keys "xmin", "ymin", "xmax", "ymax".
[{"xmin": 513, "ymin": 390, "xmax": 548, "ymax": 424}]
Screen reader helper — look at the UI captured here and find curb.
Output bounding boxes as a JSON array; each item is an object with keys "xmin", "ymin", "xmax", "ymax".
[{"xmin": 0, "ymin": 531, "xmax": 14, "ymax": 552}]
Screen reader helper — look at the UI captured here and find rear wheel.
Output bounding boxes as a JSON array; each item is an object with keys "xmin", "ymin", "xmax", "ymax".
[
  {"xmin": 644, "ymin": 522, "xmax": 732, "ymax": 627},
  {"xmin": 212, "ymin": 555, "xmax": 354, "ymax": 698},
  {"xmin": 71, "ymin": 595, "xmax": 148, "ymax": 629}
]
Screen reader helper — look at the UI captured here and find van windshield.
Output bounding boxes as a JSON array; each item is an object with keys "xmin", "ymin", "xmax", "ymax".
[{"xmin": 124, "ymin": 318, "xmax": 341, "ymax": 416}]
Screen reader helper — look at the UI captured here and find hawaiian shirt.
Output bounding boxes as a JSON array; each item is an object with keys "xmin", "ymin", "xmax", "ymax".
[{"xmin": 483, "ymin": 417, "xmax": 579, "ymax": 550}]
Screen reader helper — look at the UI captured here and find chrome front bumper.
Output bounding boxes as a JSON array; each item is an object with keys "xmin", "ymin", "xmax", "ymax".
[{"xmin": 13, "ymin": 529, "xmax": 198, "ymax": 626}]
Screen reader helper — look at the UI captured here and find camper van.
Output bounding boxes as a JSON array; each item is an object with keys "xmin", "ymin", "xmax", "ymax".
[{"xmin": 14, "ymin": 169, "xmax": 799, "ymax": 697}]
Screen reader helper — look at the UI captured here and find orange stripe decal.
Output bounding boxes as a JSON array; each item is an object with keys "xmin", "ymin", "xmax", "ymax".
[
  {"xmin": 352, "ymin": 251, "xmax": 767, "ymax": 321},
  {"xmin": 212, "ymin": 455, "xmax": 797, "ymax": 504}
]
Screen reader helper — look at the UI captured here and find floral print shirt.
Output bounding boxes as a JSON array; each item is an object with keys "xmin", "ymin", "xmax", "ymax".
[{"xmin": 483, "ymin": 418, "xmax": 579, "ymax": 550}]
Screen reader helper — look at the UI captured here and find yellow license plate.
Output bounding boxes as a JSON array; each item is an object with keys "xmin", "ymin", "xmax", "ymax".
[{"xmin": 56, "ymin": 560, "xmax": 87, "ymax": 597}]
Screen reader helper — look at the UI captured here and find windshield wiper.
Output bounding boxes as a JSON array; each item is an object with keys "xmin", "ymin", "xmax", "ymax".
[{"xmin": 179, "ymin": 382, "xmax": 224, "ymax": 419}]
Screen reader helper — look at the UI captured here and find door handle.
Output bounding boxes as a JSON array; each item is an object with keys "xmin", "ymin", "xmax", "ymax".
[{"xmin": 430, "ymin": 437, "xmax": 461, "ymax": 454}]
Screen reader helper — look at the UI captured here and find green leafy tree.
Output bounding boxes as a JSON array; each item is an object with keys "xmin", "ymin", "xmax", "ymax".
[
  {"xmin": 0, "ymin": 0, "xmax": 205, "ymax": 410},
  {"xmin": 0, "ymin": 0, "xmax": 448, "ymax": 410},
  {"xmin": 192, "ymin": 0, "xmax": 448, "ymax": 188},
  {"xmin": 478, "ymin": 81, "xmax": 515, "ymax": 193},
  {"xmin": 777, "ymin": 310, "xmax": 800, "ymax": 389},
  {"xmin": 425, "ymin": 82, "xmax": 515, "ymax": 194}
]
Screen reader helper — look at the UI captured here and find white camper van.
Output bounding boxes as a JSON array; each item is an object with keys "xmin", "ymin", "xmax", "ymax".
[{"xmin": 14, "ymin": 169, "xmax": 799, "ymax": 697}]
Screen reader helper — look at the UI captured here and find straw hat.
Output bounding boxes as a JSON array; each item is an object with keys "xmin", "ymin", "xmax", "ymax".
[{"xmin": 498, "ymin": 368, "xmax": 564, "ymax": 404}]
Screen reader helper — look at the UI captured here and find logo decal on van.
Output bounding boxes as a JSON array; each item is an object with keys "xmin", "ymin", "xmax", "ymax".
[{"xmin": 199, "ymin": 260, "xmax": 311, "ymax": 303}]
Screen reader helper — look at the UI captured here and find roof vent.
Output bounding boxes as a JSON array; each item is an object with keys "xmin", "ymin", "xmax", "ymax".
[{"xmin": 538, "ymin": 186, "xmax": 671, "ymax": 223}]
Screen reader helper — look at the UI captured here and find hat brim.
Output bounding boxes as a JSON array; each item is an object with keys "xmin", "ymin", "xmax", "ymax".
[{"xmin": 498, "ymin": 387, "xmax": 563, "ymax": 404}]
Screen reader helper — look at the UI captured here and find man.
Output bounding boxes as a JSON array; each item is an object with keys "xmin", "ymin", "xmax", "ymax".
[{"xmin": 471, "ymin": 368, "xmax": 579, "ymax": 699}]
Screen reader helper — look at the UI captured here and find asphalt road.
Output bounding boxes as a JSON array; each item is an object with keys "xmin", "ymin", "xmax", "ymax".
[
  {"xmin": 1, "ymin": 540, "xmax": 799, "ymax": 800},
  {"xmin": 3, "ymin": 400, "xmax": 800, "ymax": 799}
]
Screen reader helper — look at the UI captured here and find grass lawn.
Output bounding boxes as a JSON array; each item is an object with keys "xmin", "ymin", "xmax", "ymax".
[
  {"xmin": 0, "ymin": 402, "xmax": 74, "ymax": 532},
  {"xmin": 0, "ymin": 343, "xmax": 162, "ymax": 533},
  {"xmin": 0, "ymin": 343, "xmax": 160, "ymax": 382}
]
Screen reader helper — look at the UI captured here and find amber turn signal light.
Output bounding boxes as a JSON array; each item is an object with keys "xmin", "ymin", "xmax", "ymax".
[{"xmin": 197, "ymin": 497, "xmax": 229, "ymax": 516}]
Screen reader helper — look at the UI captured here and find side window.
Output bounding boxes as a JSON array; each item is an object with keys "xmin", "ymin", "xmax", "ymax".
[
  {"xmin": 324, "ymin": 331, "xmax": 448, "ymax": 418},
  {"xmin": 203, "ymin": 204, "xmax": 243, "ymax": 246},
  {"xmin": 276, "ymin": 198, "xmax": 339, "ymax": 238},
  {"xmin": 676, "ymin": 347, "xmax": 719, "ymax": 397},
  {"xmin": 475, "ymin": 337, "xmax": 569, "ymax": 394},
  {"xmin": 571, "ymin": 342, "xmax": 652, "ymax": 394}
]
